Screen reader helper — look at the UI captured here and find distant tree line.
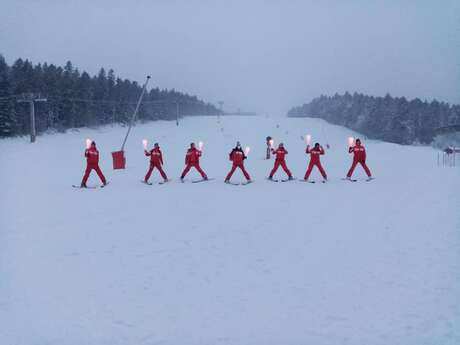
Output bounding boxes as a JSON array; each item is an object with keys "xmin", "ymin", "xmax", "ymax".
[
  {"xmin": 288, "ymin": 92, "xmax": 460, "ymax": 145},
  {"xmin": 0, "ymin": 55, "xmax": 220, "ymax": 138}
]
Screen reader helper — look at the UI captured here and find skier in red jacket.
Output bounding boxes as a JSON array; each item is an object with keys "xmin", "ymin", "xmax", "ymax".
[
  {"xmin": 304, "ymin": 142, "xmax": 327, "ymax": 182},
  {"xmin": 144, "ymin": 143, "xmax": 168, "ymax": 183},
  {"xmin": 81, "ymin": 141, "xmax": 107, "ymax": 187},
  {"xmin": 346, "ymin": 138, "xmax": 372, "ymax": 179},
  {"xmin": 180, "ymin": 143, "xmax": 208, "ymax": 181},
  {"xmin": 225, "ymin": 142, "xmax": 251, "ymax": 183},
  {"xmin": 269, "ymin": 143, "xmax": 293, "ymax": 180}
]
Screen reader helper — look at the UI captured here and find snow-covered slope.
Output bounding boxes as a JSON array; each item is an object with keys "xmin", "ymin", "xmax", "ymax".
[{"xmin": 1, "ymin": 116, "xmax": 459, "ymax": 345}]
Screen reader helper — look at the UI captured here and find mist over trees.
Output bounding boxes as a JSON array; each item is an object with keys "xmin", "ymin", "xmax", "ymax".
[
  {"xmin": 288, "ymin": 92, "xmax": 460, "ymax": 145},
  {"xmin": 0, "ymin": 55, "xmax": 220, "ymax": 138}
]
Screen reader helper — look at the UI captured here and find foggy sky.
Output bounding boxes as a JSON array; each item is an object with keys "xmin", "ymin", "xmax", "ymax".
[{"xmin": 1, "ymin": 0, "xmax": 459, "ymax": 114}]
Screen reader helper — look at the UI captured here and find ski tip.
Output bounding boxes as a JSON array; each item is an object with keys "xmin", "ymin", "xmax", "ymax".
[
  {"xmin": 266, "ymin": 178, "xmax": 280, "ymax": 182},
  {"xmin": 191, "ymin": 178, "xmax": 214, "ymax": 183},
  {"xmin": 72, "ymin": 185, "xmax": 97, "ymax": 189}
]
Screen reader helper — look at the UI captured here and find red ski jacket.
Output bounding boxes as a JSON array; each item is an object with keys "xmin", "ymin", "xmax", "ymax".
[
  {"xmin": 349, "ymin": 144, "xmax": 366, "ymax": 162},
  {"xmin": 145, "ymin": 148, "xmax": 163, "ymax": 165},
  {"xmin": 306, "ymin": 145, "xmax": 324, "ymax": 163},
  {"xmin": 85, "ymin": 147, "xmax": 99, "ymax": 165},
  {"xmin": 229, "ymin": 148, "xmax": 246, "ymax": 165},
  {"xmin": 185, "ymin": 148, "xmax": 202, "ymax": 164},
  {"xmin": 271, "ymin": 147, "xmax": 288, "ymax": 161}
]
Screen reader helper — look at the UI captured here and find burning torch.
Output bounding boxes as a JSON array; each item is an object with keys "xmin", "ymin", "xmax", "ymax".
[
  {"xmin": 86, "ymin": 138, "xmax": 92, "ymax": 149},
  {"xmin": 348, "ymin": 136, "xmax": 355, "ymax": 147}
]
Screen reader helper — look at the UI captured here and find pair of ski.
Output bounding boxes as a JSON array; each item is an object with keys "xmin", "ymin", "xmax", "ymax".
[
  {"xmin": 142, "ymin": 179, "xmax": 169, "ymax": 186},
  {"xmin": 182, "ymin": 178, "xmax": 215, "ymax": 184},
  {"xmin": 225, "ymin": 180, "xmax": 253, "ymax": 186},
  {"xmin": 143, "ymin": 178, "xmax": 215, "ymax": 185},
  {"xmin": 72, "ymin": 181, "xmax": 110, "ymax": 189},
  {"xmin": 298, "ymin": 179, "xmax": 327, "ymax": 184},
  {"xmin": 341, "ymin": 177, "xmax": 375, "ymax": 183},
  {"xmin": 267, "ymin": 178, "xmax": 296, "ymax": 183}
]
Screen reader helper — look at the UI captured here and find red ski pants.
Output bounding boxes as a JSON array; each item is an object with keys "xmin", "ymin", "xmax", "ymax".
[
  {"xmin": 304, "ymin": 161, "xmax": 327, "ymax": 180},
  {"xmin": 347, "ymin": 160, "xmax": 371, "ymax": 178},
  {"xmin": 82, "ymin": 164, "xmax": 106, "ymax": 185},
  {"xmin": 145, "ymin": 163, "xmax": 167, "ymax": 182},
  {"xmin": 226, "ymin": 163, "xmax": 251, "ymax": 181},
  {"xmin": 181, "ymin": 163, "xmax": 207, "ymax": 179},
  {"xmin": 270, "ymin": 160, "xmax": 292, "ymax": 177}
]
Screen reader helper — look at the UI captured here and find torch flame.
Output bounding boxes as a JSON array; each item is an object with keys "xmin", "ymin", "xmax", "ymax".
[
  {"xmin": 245, "ymin": 146, "xmax": 250, "ymax": 155},
  {"xmin": 306, "ymin": 134, "xmax": 311, "ymax": 145},
  {"xmin": 348, "ymin": 136, "xmax": 355, "ymax": 147},
  {"xmin": 198, "ymin": 141, "xmax": 204, "ymax": 150},
  {"xmin": 142, "ymin": 139, "xmax": 148, "ymax": 150},
  {"xmin": 269, "ymin": 139, "xmax": 274, "ymax": 148},
  {"xmin": 86, "ymin": 138, "xmax": 92, "ymax": 149}
]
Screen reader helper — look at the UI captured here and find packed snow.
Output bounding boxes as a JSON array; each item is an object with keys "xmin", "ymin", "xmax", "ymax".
[{"xmin": 1, "ymin": 115, "xmax": 459, "ymax": 345}]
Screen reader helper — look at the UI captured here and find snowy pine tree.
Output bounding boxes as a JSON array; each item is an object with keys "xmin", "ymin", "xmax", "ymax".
[
  {"xmin": 0, "ymin": 57, "xmax": 221, "ymax": 137},
  {"xmin": 288, "ymin": 92, "xmax": 460, "ymax": 145},
  {"xmin": 0, "ymin": 55, "xmax": 15, "ymax": 137}
]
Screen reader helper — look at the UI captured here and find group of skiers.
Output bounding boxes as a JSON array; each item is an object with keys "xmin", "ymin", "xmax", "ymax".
[{"xmin": 80, "ymin": 139, "xmax": 372, "ymax": 187}]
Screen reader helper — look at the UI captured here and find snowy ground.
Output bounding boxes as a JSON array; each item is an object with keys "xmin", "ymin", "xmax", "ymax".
[{"xmin": 1, "ymin": 115, "xmax": 459, "ymax": 345}]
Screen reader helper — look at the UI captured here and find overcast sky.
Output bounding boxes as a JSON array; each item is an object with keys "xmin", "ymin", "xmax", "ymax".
[{"xmin": 1, "ymin": 0, "xmax": 459, "ymax": 114}]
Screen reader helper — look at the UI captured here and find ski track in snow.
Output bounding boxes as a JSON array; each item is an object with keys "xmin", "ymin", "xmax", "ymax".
[{"xmin": 1, "ymin": 116, "xmax": 459, "ymax": 345}]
